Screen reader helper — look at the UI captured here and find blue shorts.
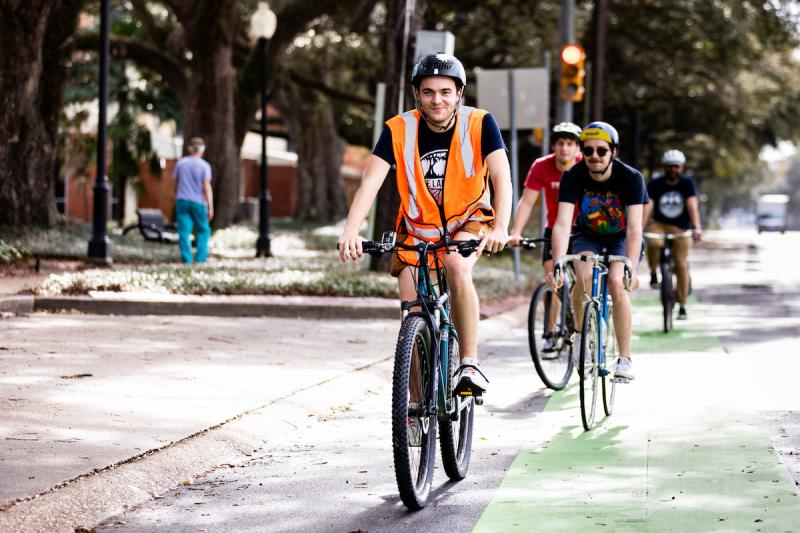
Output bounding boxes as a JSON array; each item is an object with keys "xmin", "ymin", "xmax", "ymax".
[{"xmin": 571, "ymin": 233, "xmax": 645, "ymax": 262}]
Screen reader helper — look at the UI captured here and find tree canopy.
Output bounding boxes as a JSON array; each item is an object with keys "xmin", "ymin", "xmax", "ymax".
[{"xmin": 2, "ymin": 0, "xmax": 799, "ymax": 229}]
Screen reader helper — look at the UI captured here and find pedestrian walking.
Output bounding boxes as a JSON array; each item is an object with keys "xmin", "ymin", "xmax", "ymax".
[{"xmin": 173, "ymin": 137, "xmax": 213, "ymax": 264}]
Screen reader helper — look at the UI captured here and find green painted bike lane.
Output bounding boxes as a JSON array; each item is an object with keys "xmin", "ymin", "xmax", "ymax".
[{"xmin": 475, "ymin": 297, "xmax": 800, "ymax": 532}]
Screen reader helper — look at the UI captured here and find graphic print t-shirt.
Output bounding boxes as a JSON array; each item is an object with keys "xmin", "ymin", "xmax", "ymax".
[
  {"xmin": 372, "ymin": 113, "xmax": 505, "ymax": 205},
  {"xmin": 647, "ymin": 175, "xmax": 697, "ymax": 229},
  {"xmin": 558, "ymin": 159, "xmax": 648, "ymax": 238}
]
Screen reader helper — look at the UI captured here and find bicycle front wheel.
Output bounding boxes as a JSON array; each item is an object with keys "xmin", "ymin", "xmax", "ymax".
[
  {"xmin": 392, "ymin": 315, "xmax": 437, "ymax": 510},
  {"xmin": 439, "ymin": 331, "xmax": 474, "ymax": 480},
  {"xmin": 528, "ymin": 283, "xmax": 573, "ymax": 390},
  {"xmin": 579, "ymin": 301, "xmax": 600, "ymax": 431},
  {"xmin": 660, "ymin": 260, "xmax": 674, "ymax": 333}
]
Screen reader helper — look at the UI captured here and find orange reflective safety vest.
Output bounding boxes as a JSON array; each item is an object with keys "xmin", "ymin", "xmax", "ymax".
[{"xmin": 387, "ymin": 106, "xmax": 495, "ymax": 267}]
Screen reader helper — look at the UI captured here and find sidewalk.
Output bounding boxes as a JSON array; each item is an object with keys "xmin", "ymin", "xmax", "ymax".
[{"xmin": 0, "ymin": 298, "xmax": 527, "ymax": 532}]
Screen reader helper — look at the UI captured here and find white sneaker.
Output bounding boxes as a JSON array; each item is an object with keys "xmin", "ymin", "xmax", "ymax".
[
  {"xmin": 614, "ymin": 357, "xmax": 635, "ymax": 381},
  {"xmin": 454, "ymin": 358, "xmax": 489, "ymax": 396}
]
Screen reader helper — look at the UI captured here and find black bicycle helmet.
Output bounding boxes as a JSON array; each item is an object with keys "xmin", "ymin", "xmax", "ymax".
[{"xmin": 411, "ymin": 53, "xmax": 467, "ymax": 89}]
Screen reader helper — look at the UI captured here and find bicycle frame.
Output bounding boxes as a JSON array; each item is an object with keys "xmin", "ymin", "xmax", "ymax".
[
  {"xmin": 556, "ymin": 252, "xmax": 632, "ymax": 377},
  {"xmin": 399, "ymin": 240, "xmax": 468, "ymax": 421},
  {"xmin": 644, "ymin": 230, "xmax": 692, "ymax": 332},
  {"xmin": 644, "ymin": 230, "xmax": 692, "ymax": 275},
  {"xmin": 589, "ymin": 259, "xmax": 613, "ymax": 377}
]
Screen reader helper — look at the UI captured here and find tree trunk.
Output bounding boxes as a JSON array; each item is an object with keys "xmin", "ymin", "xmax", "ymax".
[
  {"xmin": 371, "ymin": 0, "xmax": 426, "ymax": 270},
  {"xmin": 181, "ymin": 0, "xmax": 241, "ymax": 229},
  {"xmin": 0, "ymin": 0, "xmax": 83, "ymax": 227},
  {"xmin": 274, "ymin": 77, "xmax": 347, "ymax": 221}
]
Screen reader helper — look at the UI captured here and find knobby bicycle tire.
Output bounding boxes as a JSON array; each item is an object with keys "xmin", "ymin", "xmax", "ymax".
[
  {"xmin": 660, "ymin": 259, "xmax": 674, "ymax": 333},
  {"xmin": 579, "ymin": 300, "xmax": 600, "ymax": 431},
  {"xmin": 439, "ymin": 330, "xmax": 474, "ymax": 480},
  {"xmin": 391, "ymin": 315, "xmax": 437, "ymax": 510},
  {"xmin": 528, "ymin": 283, "xmax": 573, "ymax": 390}
]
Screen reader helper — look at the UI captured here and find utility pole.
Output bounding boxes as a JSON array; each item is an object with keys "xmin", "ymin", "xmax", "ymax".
[
  {"xmin": 557, "ymin": 0, "xmax": 576, "ymax": 123},
  {"xmin": 590, "ymin": 0, "xmax": 608, "ymax": 120}
]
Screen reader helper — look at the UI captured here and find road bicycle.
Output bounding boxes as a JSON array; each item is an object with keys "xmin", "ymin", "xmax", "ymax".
[
  {"xmin": 643, "ymin": 230, "xmax": 692, "ymax": 333},
  {"xmin": 554, "ymin": 252, "xmax": 632, "ymax": 431},
  {"xmin": 359, "ymin": 231, "xmax": 482, "ymax": 510},
  {"xmin": 518, "ymin": 238, "xmax": 575, "ymax": 390}
]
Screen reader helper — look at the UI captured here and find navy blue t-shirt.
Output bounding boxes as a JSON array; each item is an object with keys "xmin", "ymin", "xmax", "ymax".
[
  {"xmin": 647, "ymin": 175, "xmax": 697, "ymax": 229},
  {"xmin": 559, "ymin": 159, "xmax": 648, "ymax": 239},
  {"xmin": 373, "ymin": 113, "xmax": 505, "ymax": 205}
]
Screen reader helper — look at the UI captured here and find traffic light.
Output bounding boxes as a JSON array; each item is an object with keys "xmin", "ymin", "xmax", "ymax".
[{"xmin": 560, "ymin": 44, "xmax": 586, "ymax": 102}]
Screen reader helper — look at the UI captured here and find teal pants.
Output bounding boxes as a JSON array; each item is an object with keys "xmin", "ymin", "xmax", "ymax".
[{"xmin": 175, "ymin": 199, "xmax": 210, "ymax": 264}]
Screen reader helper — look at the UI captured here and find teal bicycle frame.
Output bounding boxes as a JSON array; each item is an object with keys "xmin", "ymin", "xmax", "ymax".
[{"xmin": 399, "ymin": 238, "xmax": 482, "ymax": 420}]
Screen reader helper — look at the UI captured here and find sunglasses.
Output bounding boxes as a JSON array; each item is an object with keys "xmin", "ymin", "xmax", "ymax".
[{"xmin": 581, "ymin": 146, "xmax": 611, "ymax": 157}]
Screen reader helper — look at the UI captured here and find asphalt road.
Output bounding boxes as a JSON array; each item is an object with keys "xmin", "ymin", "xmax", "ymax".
[{"xmin": 91, "ymin": 229, "xmax": 800, "ymax": 532}]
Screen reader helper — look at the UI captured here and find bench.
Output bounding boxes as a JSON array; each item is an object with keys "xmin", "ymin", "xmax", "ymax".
[{"xmin": 122, "ymin": 209, "xmax": 179, "ymax": 244}]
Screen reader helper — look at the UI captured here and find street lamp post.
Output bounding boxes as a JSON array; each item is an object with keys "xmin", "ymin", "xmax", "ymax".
[
  {"xmin": 88, "ymin": 0, "xmax": 112, "ymax": 263},
  {"xmin": 250, "ymin": 2, "xmax": 277, "ymax": 258}
]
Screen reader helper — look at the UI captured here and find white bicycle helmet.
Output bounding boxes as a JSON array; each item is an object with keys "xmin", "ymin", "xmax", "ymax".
[
  {"xmin": 662, "ymin": 149, "xmax": 686, "ymax": 166},
  {"xmin": 552, "ymin": 122, "xmax": 582, "ymax": 140}
]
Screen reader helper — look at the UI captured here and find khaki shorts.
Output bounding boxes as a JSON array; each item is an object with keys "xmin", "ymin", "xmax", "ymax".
[{"xmin": 389, "ymin": 220, "xmax": 491, "ymax": 277}]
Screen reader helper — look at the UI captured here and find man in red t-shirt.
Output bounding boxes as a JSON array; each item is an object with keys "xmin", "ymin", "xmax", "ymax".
[
  {"xmin": 510, "ymin": 122, "xmax": 582, "ymax": 354},
  {"xmin": 510, "ymin": 122, "xmax": 582, "ymax": 262}
]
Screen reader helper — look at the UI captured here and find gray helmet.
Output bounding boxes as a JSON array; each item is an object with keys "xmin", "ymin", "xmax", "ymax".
[{"xmin": 411, "ymin": 53, "xmax": 467, "ymax": 89}]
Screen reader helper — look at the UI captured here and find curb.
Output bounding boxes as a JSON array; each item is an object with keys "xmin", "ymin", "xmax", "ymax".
[
  {"xmin": 0, "ymin": 295, "xmax": 34, "ymax": 314},
  {"xmin": 33, "ymin": 294, "xmax": 400, "ymax": 320},
  {"xmin": 30, "ymin": 293, "xmax": 529, "ymax": 321}
]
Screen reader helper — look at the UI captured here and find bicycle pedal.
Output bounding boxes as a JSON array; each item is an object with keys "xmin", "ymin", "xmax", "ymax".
[{"xmin": 613, "ymin": 376, "xmax": 630, "ymax": 384}]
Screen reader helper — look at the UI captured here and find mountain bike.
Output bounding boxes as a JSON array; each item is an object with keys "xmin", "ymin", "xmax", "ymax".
[
  {"xmin": 554, "ymin": 252, "xmax": 632, "ymax": 431},
  {"xmin": 359, "ymin": 231, "xmax": 482, "ymax": 510},
  {"xmin": 644, "ymin": 230, "xmax": 692, "ymax": 333},
  {"xmin": 518, "ymin": 238, "xmax": 575, "ymax": 390}
]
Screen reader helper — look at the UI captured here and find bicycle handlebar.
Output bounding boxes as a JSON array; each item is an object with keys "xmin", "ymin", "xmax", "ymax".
[
  {"xmin": 643, "ymin": 230, "xmax": 693, "ymax": 240},
  {"xmin": 348, "ymin": 233, "xmax": 484, "ymax": 259},
  {"xmin": 510, "ymin": 237, "xmax": 546, "ymax": 250},
  {"xmin": 553, "ymin": 253, "xmax": 634, "ymax": 291}
]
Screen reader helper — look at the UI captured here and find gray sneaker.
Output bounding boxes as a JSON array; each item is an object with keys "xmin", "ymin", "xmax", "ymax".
[
  {"xmin": 541, "ymin": 336, "xmax": 561, "ymax": 359},
  {"xmin": 571, "ymin": 332, "xmax": 582, "ymax": 367},
  {"xmin": 614, "ymin": 357, "xmax": 635, "ymax": 381}
]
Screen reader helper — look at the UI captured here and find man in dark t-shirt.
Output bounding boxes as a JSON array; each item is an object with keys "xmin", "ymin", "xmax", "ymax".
[
  {"xmin": 550, "ymin": 121, "xmax": 647, "ymax": 381},
  {"xmin": 644, "ymin": 149, "xmax": 703, "ymax": 319}
]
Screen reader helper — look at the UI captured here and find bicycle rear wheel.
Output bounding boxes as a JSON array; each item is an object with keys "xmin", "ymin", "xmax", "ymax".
[
  {"xmin": 439, "ymin": 331, "xmax": 474, "ymax": 480},
  {"xmin": 660, "ymin": 260, "xmax": 674, "ymax": 333},
  {"xmin": 392, "ymin": 315, "xmax": 437, "ymax": 510},
  {"xmin": 602, "ymin": 311, "xmax": 617, "ymax": 417},
  {"xmin": 579, "ymin": 301, "xmax": 600, "ymax": 431},
  {"xmin": 528, "ymin": 283, "xmax": 573, "ymax": 390}
]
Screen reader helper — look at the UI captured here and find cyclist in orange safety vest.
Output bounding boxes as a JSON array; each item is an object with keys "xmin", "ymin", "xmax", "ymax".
[{"xmin": 338, "ymin": 53, "xmax": 512, "ymax": 396}]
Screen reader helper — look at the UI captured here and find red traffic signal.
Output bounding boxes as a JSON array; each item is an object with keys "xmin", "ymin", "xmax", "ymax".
[{"xmin": 560, "ymin": 44, "xmax": 586, "ymax": 102}]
